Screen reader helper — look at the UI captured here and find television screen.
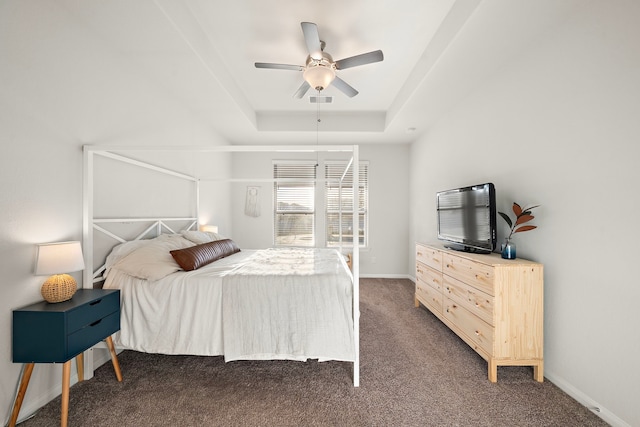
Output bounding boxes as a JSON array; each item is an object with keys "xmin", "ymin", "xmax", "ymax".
[{"xmin": 437, "ymin": 183, "xmax": 496, "ymax": 253}]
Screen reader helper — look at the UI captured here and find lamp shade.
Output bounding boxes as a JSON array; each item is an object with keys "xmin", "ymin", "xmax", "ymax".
[
  {"xmin": 35, "ymin": 241, "xmax": 85, "ymax": 275},
  {"xmin": 200, "ymin": 225, "xmax": 219, "ymax": 234}
]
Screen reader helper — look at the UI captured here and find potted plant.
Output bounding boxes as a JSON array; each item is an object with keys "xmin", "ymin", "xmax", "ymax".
[{"xmin": 498, "ymin": 203, "xmax": 539, "ymax": 259}]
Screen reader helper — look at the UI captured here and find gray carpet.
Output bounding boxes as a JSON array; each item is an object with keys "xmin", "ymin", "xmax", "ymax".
[{"xmin": 20, "ymin": 278, "xmax": 607, "ymax": 426}]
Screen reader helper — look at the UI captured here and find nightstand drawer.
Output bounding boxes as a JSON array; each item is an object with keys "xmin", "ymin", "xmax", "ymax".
[
  {"xmin": 68, "ymin": 311, "xmax": 120, "ymax": 358},
  {"xmin": 67, "ymin": 291, "xmax": 119, "ymax": 332}
]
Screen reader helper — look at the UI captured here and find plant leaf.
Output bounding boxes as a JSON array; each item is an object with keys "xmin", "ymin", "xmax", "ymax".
[
  {"xmin": 512, "ymin": 203, "xmax": 522, "ymax": 216},
  {"xmin": 515, "ymin": 214, "xmax": 535, "ymax": 225},
  {"xmin": 498, "ymin": 212, "xmax": 512, "ymax": 228},
  {"xmin": 514, "ymin": 225, "xmax": 537, "ymax": 233}
]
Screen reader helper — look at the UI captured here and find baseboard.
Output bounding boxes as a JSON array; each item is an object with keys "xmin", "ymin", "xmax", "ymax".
[
  {"xmin": 544, "ymin": 370, "xmax": 630, "ymax": 427},
  {"xmin": 93, "ymin": 347, "xmax": 113, "ymax": 369},
  {"xmin": 359, "ymin": 273, "xmax": 411, "ymax": 279}
]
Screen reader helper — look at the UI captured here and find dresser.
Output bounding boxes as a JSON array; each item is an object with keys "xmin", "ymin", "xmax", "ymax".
[
  {"xmin": 415, "ymin": 243, "xmax": 544, "ymax": 382},
  {"xmin": 10, "ymin": 289, "xmax": 122, "ymax": 427}
]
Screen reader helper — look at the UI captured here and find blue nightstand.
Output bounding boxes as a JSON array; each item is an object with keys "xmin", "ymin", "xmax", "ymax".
[{"xmin": 10, "ymin": 289, "xmax": 122, "ymax": 427}]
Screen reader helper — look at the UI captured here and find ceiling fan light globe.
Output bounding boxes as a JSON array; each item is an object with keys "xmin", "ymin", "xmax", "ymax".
[{"xmin": 303, "ymin": 65, "xmax": 336, "ymax": 91}]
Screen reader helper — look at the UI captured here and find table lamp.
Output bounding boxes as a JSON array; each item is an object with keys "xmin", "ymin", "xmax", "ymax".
[{"xmin": 35, "ymin": 241, "xmax": 85, "ymax": 303}]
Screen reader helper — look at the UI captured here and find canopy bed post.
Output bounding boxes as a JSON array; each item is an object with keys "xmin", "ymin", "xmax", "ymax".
[
  {"xmin": 351, "ymin": 145, "xmax": 360, "ymax": 387},
  {"xmin": 195, "ymin": 179, "xmax": 200, "ymax": 229},
  {"xmin": 82, "ymin": 146, "xmax": 94, "ymax": 291}
]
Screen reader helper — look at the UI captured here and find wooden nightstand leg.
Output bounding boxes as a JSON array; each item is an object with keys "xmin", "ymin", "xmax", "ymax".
[
  {"xmin": 76, "ymin": 353, "xmax": 84, "ymax": 382},
  {"xmin": 61, "ymin": 360, "xmax": 71, "ymax": 427},
  {"xmin": 105, "ymin": 336, "xmax": 123, "ymax": 382},
  {"xmin": 9, "ymin": 363, "xmax": 34, "ymax": 427}
]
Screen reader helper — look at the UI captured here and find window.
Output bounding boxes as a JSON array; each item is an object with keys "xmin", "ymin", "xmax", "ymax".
[
  {"xmin": 325, "ymin": 161, "xmax": 368, "ymax": 248},
  {"xmin": 273, "ymin": 161, "xmax": 316, "ymax": 247}
]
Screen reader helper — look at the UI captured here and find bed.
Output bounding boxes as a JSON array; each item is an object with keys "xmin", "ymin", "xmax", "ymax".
[
  {"xmin": 102, "ymin": 231, "xmax": 355, "ymax": 363},
  {"xmin": 83, "ymin": 145, "xmax": 361, "ymax": 385}
]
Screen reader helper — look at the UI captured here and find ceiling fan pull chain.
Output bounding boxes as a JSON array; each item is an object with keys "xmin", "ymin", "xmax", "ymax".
[{"xmin": 316, "ymin": 89, "xmax": 320, "ymax": 166}]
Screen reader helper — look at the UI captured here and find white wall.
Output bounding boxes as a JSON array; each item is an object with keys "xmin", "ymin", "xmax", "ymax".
[
  {"xmin": 409, "ymin": 2, "xmax": 640, "ymax": 426},
  {"xmin": 230, "ymin": 145, "xmax": 410, "ymax": 277},
  {"xmin": 0, "ymin": 3, "xmax": 229, "ymax": 424}
]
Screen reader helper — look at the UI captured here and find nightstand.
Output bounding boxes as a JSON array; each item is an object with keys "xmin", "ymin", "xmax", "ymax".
[{"xmin": 10, "ymin": 289, "xmax": 122, "ymax": 427}]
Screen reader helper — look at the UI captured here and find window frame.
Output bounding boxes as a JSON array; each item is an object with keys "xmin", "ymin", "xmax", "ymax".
[
  {"xmin": 324, "ymin": 160, "xmax": 369, "ymax": 249},
  {"xmin": 272, "ymin": 160, "xmax": 317, "ymax": 247}
]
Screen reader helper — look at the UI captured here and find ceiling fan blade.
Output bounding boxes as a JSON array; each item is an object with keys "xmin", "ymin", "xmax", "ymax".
[
  {"xmin": 255, "ymin": 62, "xmax": 304, "ymax": 71},
  {"xmin": 301, "ymin": 22, "xmax": 322, "ymax": 60},
  {"xmin": 332, "ymin": 76, "xmax": 359, "ymax": 97},
  {"xmin": 293, "ymin": 81, "xmax": 311, "ymax": 99},
  {"xmin": 335, "ymin": 50, "xmax": 384, "ymax": 70}
]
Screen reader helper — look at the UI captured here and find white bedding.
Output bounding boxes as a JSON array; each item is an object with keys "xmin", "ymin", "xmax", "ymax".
[{"xmin": 103, "ymin": 238, "xmax": 355, "ymax": 363}]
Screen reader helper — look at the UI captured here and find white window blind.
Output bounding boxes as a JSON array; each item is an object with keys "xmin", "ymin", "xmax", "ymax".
[
  {"xmin": 325, "ymin": 161, "xmax": 368, "ymax": 247},
  {"xmin": 273, "ymin": 162, "xmax": 316, "ymax": 247}
]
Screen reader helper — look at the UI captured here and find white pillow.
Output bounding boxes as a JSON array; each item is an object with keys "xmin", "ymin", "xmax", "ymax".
[
  {"xmin": 112, "ymin": 235, "xmax": 194, "ymax": 281},
  {"xmin": 180, "ymin": 230, "xmax": 224, "ymax": 245}
]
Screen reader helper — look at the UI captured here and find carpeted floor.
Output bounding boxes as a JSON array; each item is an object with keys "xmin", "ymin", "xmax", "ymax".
[{"xmin": 19, "ymin": 278, "xmax": 607, "ymax": 426}]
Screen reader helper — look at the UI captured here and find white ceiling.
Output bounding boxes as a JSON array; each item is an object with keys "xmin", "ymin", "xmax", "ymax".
[{"xmin": 55, "ymin": 0, "xmax": 582, "ymax": 146}]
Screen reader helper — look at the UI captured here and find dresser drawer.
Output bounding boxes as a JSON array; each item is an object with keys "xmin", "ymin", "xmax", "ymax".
[
  {"xmin": 442, "ymin": 253, "xmax": 494, "ymax": 296},
  {"xmin": 443, "ymin": 298, "xmax": 494, "ymax": 356},
  {"xmin": 67, "ymin": 291, "xmax": 119, "ymax": 333},
  {"xmin": 416, "ymin": 245, "xmax": 442, "ymax": 271},
  {"xmin": 416, "ymin": 263, "xmax": 442, "ymax": 292},
  {"xmin": 416, "ymin": 279, "xmax": 443, "ymax": 314},
  {"xmin": 443, "ymin": 275, "xmax": 494, "ymax": 325}
]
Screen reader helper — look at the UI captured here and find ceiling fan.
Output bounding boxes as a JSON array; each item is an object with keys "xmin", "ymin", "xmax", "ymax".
[{"xmin": 255, "ymin": 22, "xmax": 384, "ymax": 98}]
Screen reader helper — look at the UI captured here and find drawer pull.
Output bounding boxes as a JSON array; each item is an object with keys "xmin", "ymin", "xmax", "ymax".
[
  {"xmin": 475, "ymin": 330, "xmax": 481, "ymax": 336},
  {"xmin": 90, "ymin": 319, "xmax": 102, "ymax": 327},
  {"xmin": 89, "ymin": 299, "xmax": 102, "ymax": 306}
]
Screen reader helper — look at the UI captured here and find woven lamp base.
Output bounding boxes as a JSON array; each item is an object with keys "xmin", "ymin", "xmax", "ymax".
[{"xmin": 41, "ymin": 274, "xmax": 77, "ymax": 303}]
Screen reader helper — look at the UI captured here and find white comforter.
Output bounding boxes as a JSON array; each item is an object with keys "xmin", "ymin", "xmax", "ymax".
[{"xmin": 104, "ymin": 242, "xmax": 354, "ymax": 362}]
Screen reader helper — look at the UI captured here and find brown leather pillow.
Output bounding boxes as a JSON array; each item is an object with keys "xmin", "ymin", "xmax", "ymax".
[{"xmin": 170, "ymin": 239, "xmax": 240, "ymax": 271}]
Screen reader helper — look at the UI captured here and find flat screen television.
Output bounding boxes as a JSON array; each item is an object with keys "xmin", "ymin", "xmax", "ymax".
[{"xmin": 436, "ymin": 182, "xmax": 497, "ymax": 254}]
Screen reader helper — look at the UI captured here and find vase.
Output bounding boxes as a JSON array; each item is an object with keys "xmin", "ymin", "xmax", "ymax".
[{"xmin": 501, "ymin": 238, "xmax": 516, "ymax": 259}]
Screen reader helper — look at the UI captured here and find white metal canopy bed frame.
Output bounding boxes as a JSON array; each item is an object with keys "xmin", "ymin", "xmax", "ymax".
[{"xmin": 82, "ymin": 144, "xmax": 361, "ymax": 386}]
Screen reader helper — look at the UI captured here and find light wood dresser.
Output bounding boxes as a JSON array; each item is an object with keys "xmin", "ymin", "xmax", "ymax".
[{"xmin": 415, "ymin": 242, "xmax": 544, "ymax": 382}]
